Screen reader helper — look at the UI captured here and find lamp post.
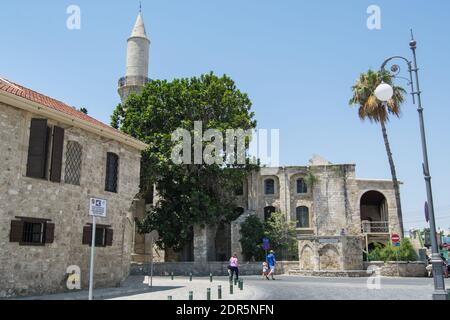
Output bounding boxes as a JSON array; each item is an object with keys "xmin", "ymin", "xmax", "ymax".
[{"xmin": 374, "ymin": 33, "xmax": 447, "ymax": 300}]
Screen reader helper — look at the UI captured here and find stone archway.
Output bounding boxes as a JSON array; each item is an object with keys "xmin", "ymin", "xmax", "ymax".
[
  {"xmin": 319, "ymin": 244, "xmax": 340, "ymax": 270},
  {"xmin": 299, "ymin": 245, "xmax": 314, "ymax": 270},
  {"xmin": 360, "ymin": 190, "xmax": 389, "ymax": 233}
]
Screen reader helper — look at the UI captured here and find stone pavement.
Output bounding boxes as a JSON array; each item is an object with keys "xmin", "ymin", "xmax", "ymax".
[{"xmin": 15, "ymin": 276, "xmax": 256, "ymax": 300}]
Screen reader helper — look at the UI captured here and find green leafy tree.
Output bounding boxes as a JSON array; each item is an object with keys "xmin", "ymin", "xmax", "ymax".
[
  {"xmin": 111, "ymin": 72, "xmax": 257, "ymax": 251},
  {"xmin": 240, "ymin": 211, "xmax": 298, "ymax": 261},
  {"xmin": 239, "ymin": 215, "xmax": 265, "ymax": 261},
  {"xmin": 264, "ymin": 211, "xmax": 298, "ymax": 260},
  {"xmin": 368, "ymin": 238, "xmax": 418, "ymax": 262},
  {"xmin": 349, "ymin": 69, "xmax": 406, "ymax": 236}
]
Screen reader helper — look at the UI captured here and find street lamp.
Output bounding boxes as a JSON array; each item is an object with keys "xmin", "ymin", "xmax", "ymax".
[
  {"xmin": 374, "ymin": 82, "xmax": 394, "ymax": 102},
  {"xmin": 375, "ymin": 33, "xmax": 447, "ymax": 300}
]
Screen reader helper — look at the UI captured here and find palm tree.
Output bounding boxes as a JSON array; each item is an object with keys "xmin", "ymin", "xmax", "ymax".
[{"xmin": 349, "ymin": 69, "xmax": 406, "ymax": 237}]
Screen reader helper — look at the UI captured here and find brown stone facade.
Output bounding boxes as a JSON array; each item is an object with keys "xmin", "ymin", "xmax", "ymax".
[{"xmin": 0, "ymin": 101, "xmax": 144, "ymax": 298}]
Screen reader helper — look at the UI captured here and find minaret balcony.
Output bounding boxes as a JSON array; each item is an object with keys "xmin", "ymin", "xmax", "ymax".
[{"xmin": 118, "ymin": 75, "xmax": 151, "ymax": 88}]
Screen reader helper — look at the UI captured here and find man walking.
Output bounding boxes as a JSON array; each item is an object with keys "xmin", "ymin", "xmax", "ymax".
[{"xmin": 266, "ymin": 250, "xmax": 276, "ymax": 280}]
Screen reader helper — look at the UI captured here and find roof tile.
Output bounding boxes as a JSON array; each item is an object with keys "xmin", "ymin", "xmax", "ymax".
[{"xmin": 0, "ymin": 78, "xmax": 124, "ymax": 137}]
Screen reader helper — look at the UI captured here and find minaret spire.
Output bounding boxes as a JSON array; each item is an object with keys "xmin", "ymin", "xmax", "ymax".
[{"xmin": 118, "ymin": 7, "xmax": 151, "ymax": 103}]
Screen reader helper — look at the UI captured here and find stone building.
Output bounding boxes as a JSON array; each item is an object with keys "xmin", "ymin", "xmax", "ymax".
[
  {"xmin": 132, "ymin": 156, "xmax": 400, "ymax": 272},
  {"xmin": 0, "ymin": 78, "xmax": 147, "ymax": 297},
  {"xmin": 161, "ymin": 155, "xmax": 401, "ymax": 272}
]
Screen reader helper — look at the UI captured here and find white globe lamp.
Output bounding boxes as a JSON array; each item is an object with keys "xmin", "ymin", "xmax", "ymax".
[{"xmin": 374, "ymin": 82, "xmax": 394, "ymax": 102}]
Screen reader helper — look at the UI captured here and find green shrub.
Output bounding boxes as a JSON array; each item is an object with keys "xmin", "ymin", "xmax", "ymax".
[{"xmin": 368, "ymin": 238, "xmax": 418, "ymax": 262}]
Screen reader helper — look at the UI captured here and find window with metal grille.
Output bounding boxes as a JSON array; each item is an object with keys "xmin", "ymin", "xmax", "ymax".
[
  {"xmin": 64, "ymin": 141, "xmax": 82, "ymax": 185},
  {"xmin": 94, "ymin": 227, "xmax": 106, "ymax": 247},
  {"xmin": 105, "ymin": 152, "xmax": 119, "ymax": 193},
  {"xmin": 82, "ymin": 225, "xmax": 113, "ymax": 247},
  {"xmin": 297, "ymin": 178, "xmax": 308, "ymax": 194},
  {"xmin": 10, "ymin": 218, "xmax": 55, "ymax": 245},
  {"xmin": 22, "ymin": 222, "xmax": 44, "ymax": 244},
  {"xmin": 264, "ymin": 179, "xmax": 275, "ymax": 195},
  {"xmin": 296, "ymin": 206, "xmax": 310, "ymax": 228}
]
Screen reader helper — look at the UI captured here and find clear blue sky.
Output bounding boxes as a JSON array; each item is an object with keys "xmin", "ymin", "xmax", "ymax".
[{"xmin": 1, "ymin": 1, "xmax": 449, "ymax": 232}]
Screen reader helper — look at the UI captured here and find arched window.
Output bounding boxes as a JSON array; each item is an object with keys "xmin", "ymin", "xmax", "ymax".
[
  {"xmin": 297, "ymin": 178, "xmax": 307, "ymax": 194},
  {"xmin": 264, "ymin": 179, "xmax": 275, "ymax": 195},
  {"xmin": 296, "ymin": 206, "xmax": 310, "ymax": 228},
  {"xmin": 264, "ymin": 206, "xmax": 276, "ymax": 221},
  {"xmin": 232, "ymin": 207, "xmax": 245, "ymax": 220}
]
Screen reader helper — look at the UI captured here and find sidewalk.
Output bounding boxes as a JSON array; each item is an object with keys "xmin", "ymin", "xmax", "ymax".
[{"xmin": 16, "ymin": 276, "xmax": 256, "ymax": 301}]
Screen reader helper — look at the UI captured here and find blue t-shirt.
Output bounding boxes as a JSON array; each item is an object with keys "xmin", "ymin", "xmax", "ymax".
[{"xmin": 267, "ymin": 253, "xmax": 276, "ymax": 267}]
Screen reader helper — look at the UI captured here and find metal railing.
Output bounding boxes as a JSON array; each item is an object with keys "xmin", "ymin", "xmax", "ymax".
[
  {"xmin": 118, "ymin": 76, "xmax": 151, "ymax": 88},
  {"xmin": 361, "ymin": 221, "xmax": 389, "ymax": 234}
]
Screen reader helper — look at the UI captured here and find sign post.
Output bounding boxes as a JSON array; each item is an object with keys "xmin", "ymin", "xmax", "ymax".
[
  {"xmin": 88, "ymin": 198, "xmax": 107, "ymax": 301},
  {"xmin": 391, "ymin": 234, "xmax": 401, "ymax": 246},
  {"xmin": 262, "ymin": 238, "xmax": 270, "ymax": 260},
  {"xmin": 391, "ymin": 233, "xmax": 401, "ymax": 277}
]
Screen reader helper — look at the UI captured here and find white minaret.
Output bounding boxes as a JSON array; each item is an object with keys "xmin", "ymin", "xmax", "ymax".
[{"xmin": 118, "ymin": 10, "xmax": 150, "ymax": 103}]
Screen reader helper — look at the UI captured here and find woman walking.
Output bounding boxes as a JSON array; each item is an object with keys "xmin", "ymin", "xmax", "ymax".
[{"xmin": 228, "ymin": 253, "xmax": 239, "ymax": 282}]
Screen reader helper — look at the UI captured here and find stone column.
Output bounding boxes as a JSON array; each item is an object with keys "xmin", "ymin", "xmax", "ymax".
[{"xmin": 193, "ymin": 225, "xmax": 208, "ymax": 262}]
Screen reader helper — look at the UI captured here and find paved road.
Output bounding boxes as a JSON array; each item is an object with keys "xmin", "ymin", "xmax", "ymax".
[
  {"xmin": 242, "ymin": 275, "xmax": 450, "ymax": 300},
  {"xmin": 15, "ymin": 275, "xmax": 450, "ymax": 300}
]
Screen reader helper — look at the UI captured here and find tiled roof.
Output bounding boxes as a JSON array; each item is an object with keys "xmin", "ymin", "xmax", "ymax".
[{"xmin": 0, "ymin": 77, "xmax": 123, "ymax": 136}]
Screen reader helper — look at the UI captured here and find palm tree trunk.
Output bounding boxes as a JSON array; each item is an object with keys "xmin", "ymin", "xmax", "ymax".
[{"xmin": 380, "ymin": 121, "xmax": 404, "ymax": 237}]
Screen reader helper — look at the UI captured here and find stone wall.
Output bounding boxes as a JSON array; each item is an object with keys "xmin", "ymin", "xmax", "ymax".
[
  {"xmin": 297, "ymin": 236, "xmax": 364, "ymax": 271},
  {"xmin": 130, "ymin": 261, "xmax": 300, "ymax": 277},
  {"xmin": 364, "ymin": 261, "xmax": 427, "ymax": 277},
  {"xmin": 0, "ymin": 102, "xmax": 142, "ymax": 298}
]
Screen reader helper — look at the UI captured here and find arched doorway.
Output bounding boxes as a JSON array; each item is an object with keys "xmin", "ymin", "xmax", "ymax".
[
  {"xmin": 215, "ymin": 221, "xmax": 231, "ymax": 261},
  {"xmin": 360, "ymin": 191, "xmax": 388, "ymax": 233}
]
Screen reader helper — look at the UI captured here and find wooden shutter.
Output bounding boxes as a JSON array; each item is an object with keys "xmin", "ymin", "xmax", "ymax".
[
  {"xmin": 10, "ymin": 220, "xmax": 24, "ymax": 242},
  {"xmin": 105, "ymin": 229, "xmax": 114, "ymax": 246},
  {"xmin": 45, "ymin": 223, "xmax": 55, "ymax": 244},
  {"xmin": 26, "ymin": 119, "xmax": 48, "ymax": 178},
  {"xmin": 82, "ymin": 226, "xmax": 92, "ymax": 245},
  {"xmin": 50, "ymin": 126, "xmax": 65, "ymax": 182}
]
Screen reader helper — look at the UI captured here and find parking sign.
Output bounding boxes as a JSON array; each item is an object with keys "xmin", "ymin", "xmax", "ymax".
[{"xmin": 89, "ymin": 198, "xmax": 107, "ymax": 217}]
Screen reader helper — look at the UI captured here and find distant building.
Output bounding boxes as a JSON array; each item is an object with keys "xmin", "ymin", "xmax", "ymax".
[
  {"xmin": 0, "ymin": 78, "xmax": 147, "ymax": 297},
  {"xmin": 158, "ymin": 160, "xmax": 401, "ymax": 272}
]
